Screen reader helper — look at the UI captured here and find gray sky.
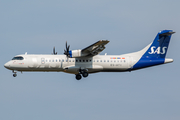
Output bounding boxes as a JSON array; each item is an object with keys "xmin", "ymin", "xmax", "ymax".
[{"xmin": 0, "ymin": 0, "xmax": 180, "ymax": 120}]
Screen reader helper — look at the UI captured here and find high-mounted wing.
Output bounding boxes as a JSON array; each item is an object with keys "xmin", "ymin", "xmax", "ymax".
[
  {"xmin": 66, "ymin": 40, "xmax": 109, "ymax": 58},
  {"xmin": 81, "ymin": 40, "xmax": 109, "ymax": 57}
]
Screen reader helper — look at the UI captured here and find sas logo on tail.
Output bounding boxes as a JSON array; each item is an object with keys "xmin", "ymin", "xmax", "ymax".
[{"xmin": 148, "ymin": 46, "xmax": 167, "ymax": 54}]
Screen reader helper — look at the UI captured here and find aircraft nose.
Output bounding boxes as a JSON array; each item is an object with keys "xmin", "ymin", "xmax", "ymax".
[{"xmin": 4, "ymin": 62, "xmax": 10, "ymax": 69}]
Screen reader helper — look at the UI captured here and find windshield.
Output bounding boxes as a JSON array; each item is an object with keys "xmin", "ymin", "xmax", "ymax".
[{"xmin": 12, "ymin": 56, "xmax": 24, "ymax": 60}]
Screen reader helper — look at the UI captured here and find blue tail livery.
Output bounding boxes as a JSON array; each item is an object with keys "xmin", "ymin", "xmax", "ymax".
[{"xmin": 132, "ymin": 30, "xmax": 175, "ymax": 70}]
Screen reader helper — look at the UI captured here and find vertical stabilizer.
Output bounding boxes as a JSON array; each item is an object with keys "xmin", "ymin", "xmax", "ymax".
[
  {"xmin": 142, "ymin": 30, "xmax": 175, "ymax": 59},
  {"xmin": 132, "ymin": 30, "xmax": 175, "ymax": 70}
]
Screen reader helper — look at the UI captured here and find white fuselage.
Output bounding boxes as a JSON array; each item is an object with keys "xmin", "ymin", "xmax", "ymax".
[
  {"xmin": 4, "ymin": 54, "xmax": 134, "ymax": 74},
  {"xmin": 4, "ymin": 42, "xmax": 173, "ymax": 76}
]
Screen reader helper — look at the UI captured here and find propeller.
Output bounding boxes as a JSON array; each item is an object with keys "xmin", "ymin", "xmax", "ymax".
[
  {"xmin": 64, "ymin": 41, "xmax": 70, "ymax": 57},
  {"xmin": 53, "ymin": 47, "xmax": 57, "ymax": 55}
]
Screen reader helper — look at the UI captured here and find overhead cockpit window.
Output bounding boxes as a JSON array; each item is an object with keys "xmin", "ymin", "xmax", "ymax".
[{"xmin": 12, "ymin": 56, "xmax": 24, "ymax": 60}]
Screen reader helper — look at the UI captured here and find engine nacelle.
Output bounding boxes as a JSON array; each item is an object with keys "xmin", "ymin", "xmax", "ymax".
[{"xmin": 69, "ymin": 50, "xmax": 84, "ymax": 58}]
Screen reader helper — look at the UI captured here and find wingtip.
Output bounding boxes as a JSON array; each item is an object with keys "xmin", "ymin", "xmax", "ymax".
[
  {"xmin": 100, "ymin": 40, "xmax": 110, "ymax": 42},
  {"xmin": 171, "ymin": 31, "xmax": 176, "ymax": 34}
]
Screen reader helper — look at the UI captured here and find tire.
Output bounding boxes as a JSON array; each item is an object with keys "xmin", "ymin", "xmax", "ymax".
[
  {"xmin": 13, "ymin": 74, "xmax": 17, "ymax": 77},
  {"xmin": 82, "ymin": 72, "xmax": 88, "ymax": 77},
  {"xmin": 76, "ymin": 74, "xmax": 82, "ymax": 80}
]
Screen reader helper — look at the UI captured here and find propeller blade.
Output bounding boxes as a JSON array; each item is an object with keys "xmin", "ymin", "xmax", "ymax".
[
  {"xmin": 67, "ymin": 45, "xmax": 70, "ymax": 52},
  {"xmin": 53, "ymin": 47, "xmax": 57, "ymax": 55},
  {"xmin": 53, "ymin": 47, "xmax": 55, "ymax": 54},
  {"xmin": 64, "ymin": 41, "xmax": 70, "ymax": 57},
  {"xmin": 66, "ymin": 41, "xmax": 68, "ymax": 50}
]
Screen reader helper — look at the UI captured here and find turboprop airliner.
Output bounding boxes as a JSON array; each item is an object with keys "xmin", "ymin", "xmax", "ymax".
[{"xmin": 4, "ymin": 30, "xmax": 175, "ymax": 80}]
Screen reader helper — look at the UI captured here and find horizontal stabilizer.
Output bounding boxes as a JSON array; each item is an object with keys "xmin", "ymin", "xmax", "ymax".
[{"xmin": 159, "ymin": 31, "xmax": 175, "ymax": 36}]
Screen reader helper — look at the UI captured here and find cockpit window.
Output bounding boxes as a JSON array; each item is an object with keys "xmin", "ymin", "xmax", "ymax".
[{"xmin": 12, "ymin": 56, "xmax": 24, "ymax": 60}]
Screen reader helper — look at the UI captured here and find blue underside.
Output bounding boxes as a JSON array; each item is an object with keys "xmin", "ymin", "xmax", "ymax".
[{"xmin": 132, "ymin": 58, "xmax": 165, "ymax": 70}]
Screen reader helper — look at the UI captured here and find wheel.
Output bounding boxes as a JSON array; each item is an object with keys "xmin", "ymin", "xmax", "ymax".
[
  {"xmin": 76, "ymin": 74, "xmax": 82, "ymax": 80},
  {"xmin": 13, "ymin": 74, "xmax": 17, "ymax": 77},
  {"xmin": 82, "ymin": 72, "xmax": 88, "ymax": 77}
]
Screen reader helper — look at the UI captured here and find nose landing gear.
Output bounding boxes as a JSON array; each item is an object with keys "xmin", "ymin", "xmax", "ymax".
[
  {"xmin": 12, "ymin": 70, "xmax": 17, "ymax": 77},
  {"xmin": 13, "ymin": 73, "xmax": 17, "ymax": 77}
]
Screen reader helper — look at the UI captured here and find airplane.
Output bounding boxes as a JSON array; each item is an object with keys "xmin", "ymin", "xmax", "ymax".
[{"xmin": 4, "ymin": 30, "xmax": 175, "ymax": 80}]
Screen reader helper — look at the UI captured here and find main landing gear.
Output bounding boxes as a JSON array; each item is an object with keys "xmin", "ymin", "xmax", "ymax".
[{"xmin": 75, "ymin": 69, "xmax": 89, "ymax": 80}]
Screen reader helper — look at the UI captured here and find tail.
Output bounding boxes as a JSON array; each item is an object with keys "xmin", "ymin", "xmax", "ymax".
[
  {"xmin": 142, "ymin": 30, "xmax": 175, "ymax": 59},
  {"xmin": 132, "ymin": 30, "xmax": 175, "ymax": 70}
]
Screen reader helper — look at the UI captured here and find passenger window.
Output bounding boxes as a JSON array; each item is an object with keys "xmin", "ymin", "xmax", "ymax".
[
  {"xmin": 97, "ymin": 60, "xmax": 99, "ymax": 62},
  {"xmin": 62, "ymin": 59, "xmax": 64, "ymax": 62},
  {"xmin": 114, "ymin": 60, "xmax": 116, "ymax": 62},
  {"xmin": 124, "ymin": 60, "xmax": 126, "ymax": 62},
  {"xmin": 59, "ymin": 59, "xmax": 61, "ymax": 62},
  {"xmin": 104, "ymin": 60, "xmax": 106, "ymax": 62},
  {"xmin": 79, "ymin": 60, "xmax": 81, "ymax": 62},
  {"xmin": 56, "ymin": 60, "xmax": 58, "ymax": 62},
  {"xmin": 76, "ymin": 60, "xmax": 78, "ymax": 62},
  {"xmin": 90, "ymin": 60, "xmax": 92, "ymax": 62},
  {"xmin": 107, "ymin": 60, "xmax": 109, "ymax": 62},
  {"xmin": 49, "ymin": 60, "xmax": 51, "ymax": 62},
  {"xmin": 66, "ymin": 60, "xmax": 68, "ymax": 62},
  {"xmin": 69, "ymin": 60, "xmax": 71, "ymax": 62},
  {"xmin": 83, "ymin": 60, "xmax": 85, "ymax": 62},
  {"xmin": 86, "ymin": 60, "xmax": 88, "ymax": 62},
  {"xmin": 100, "ymin": 60, "xmax": 102, "ymax": 62},
  {"xmin": 46, "ymin": 60, "xmax": 48, "ymax": 62},
  {"xmin": 73, "ymin": 60, "xmax": 74, "ymax": 62}
]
